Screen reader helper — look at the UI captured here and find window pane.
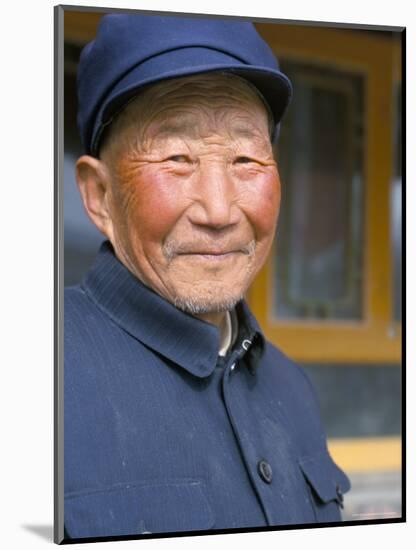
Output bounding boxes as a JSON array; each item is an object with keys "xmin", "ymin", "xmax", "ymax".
[{"xmin": 274, "ymin": 61, "xmax": 365, "ymax": 320}]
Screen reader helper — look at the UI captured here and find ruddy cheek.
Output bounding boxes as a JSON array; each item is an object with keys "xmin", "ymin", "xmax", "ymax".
[
  {"xmin": 126, "ymin": 169, "xmax": 187, "ymax": 245},
  {"xmin": 249, "ymin": 174, "xmax": 280, "ymax": 238}
]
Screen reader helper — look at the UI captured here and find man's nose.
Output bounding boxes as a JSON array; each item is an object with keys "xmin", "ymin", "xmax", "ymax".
[{"xmin": 188, "ymin": 162, "xmax": 239, "ymax": 229}]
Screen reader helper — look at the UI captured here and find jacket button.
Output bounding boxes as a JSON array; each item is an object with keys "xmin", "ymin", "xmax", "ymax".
[{"xmin": 257, "ymin": 460, "xmax": 273, "ymax": 484}]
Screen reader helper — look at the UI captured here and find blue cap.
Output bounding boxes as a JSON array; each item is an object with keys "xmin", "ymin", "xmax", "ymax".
[{"xmin": 77, "ymin": 14, "xmax": 293, "ymax": 156}]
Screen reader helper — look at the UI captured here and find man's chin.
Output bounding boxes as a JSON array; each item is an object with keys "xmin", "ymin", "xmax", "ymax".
[{"xmin": 172, "ymin": 292, "xmax": 244, "ymax": 315}]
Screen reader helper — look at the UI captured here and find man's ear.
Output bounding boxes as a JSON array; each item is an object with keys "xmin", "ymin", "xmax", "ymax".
[{"xmin": 75, "ymin": 155, "xmax": 115, "ymax": 241}]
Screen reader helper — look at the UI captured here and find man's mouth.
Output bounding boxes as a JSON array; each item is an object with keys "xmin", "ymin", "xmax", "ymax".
[
  {"xmin": 178, "ymin": 250, "xmax": 241, "ymax": 261},
  {"xmin": 163, "ymin": 239, "xmax": 256, "ymax": 262},
  {"xmin": 179, "ymin": 249, "xmax": 240, "ymax": 255}
]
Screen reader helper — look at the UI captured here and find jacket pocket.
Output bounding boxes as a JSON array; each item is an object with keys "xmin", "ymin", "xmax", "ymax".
[
  {"xmin": 64, "ymin": 478, "xmax": 215, "ymax": 539},
  {"xmin": 298, "ymin": 451, "xmax": 351, "ymax": 523}
]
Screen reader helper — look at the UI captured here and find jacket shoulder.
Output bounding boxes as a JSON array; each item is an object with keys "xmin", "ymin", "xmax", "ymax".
[
  {"xmin": 64, "ymin": 284, "xmax": 109, "ymax": 330},
  {"xmin": 262, "ymin": 341, "xmax": 317, "ymax": 394},
  {"xmin": 65, "ymin": 284, "xmax": 94, "ymax": 316},
  {"xmin": 64, "ymin": 284, "xmax": 117, "ymax": 371}
]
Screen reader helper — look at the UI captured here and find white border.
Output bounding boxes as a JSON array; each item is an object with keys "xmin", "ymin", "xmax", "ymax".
[{"xmin": 2, "ymin": 1, "xmax": 412, "ymax": 549}]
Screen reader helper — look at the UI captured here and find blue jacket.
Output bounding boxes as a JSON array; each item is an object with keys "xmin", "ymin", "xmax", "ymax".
[{"xmin": 64, "ymin": 242, "xmax": 350, "ymax": 539}]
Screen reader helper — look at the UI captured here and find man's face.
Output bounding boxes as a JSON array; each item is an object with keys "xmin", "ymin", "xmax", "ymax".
[{"xmin": 100, "ymin": 74, "xmax": 281, "ymax": 316}]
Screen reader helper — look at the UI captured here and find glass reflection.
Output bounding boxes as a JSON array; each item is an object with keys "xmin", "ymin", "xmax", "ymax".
[{"xmin": 275, "ymin": 61, "xmax": 365, "ymax": 321}]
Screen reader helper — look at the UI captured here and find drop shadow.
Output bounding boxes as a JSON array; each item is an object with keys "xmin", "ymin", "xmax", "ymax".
[{"xmin": 21, "ymin": 524, "xmax": 53, "ymax": 542}]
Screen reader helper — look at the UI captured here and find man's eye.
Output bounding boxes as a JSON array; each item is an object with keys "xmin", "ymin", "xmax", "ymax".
[
  {"xmin": 234, "ymin": 156, "xmax": 255, "ymax": 164},
  {"xmin": 167, "ymin": 155, "xmax": 190, "ymax": 163}
]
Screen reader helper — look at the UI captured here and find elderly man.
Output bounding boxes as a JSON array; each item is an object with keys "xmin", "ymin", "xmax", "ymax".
[{"xmin": 64, "ymin": 13, "xmax": 350, "ymax": 540}]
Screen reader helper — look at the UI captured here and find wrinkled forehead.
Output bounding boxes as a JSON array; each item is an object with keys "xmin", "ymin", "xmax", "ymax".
[
  {"xmin": 100, "ymin": 73, "xmax": 274, "ymax": 155},
  {"xmin": 153, "ymin": 72, "xmax": 270, "ymax": 106},
  {"xmin": 150, "ymin": 116, "xmax": 265, "ymax": 140}
]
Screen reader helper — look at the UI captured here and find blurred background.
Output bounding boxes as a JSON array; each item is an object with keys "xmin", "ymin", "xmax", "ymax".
[{"xmin": 63, "ymin": 9, "xmax": 403, "ymax": 522}]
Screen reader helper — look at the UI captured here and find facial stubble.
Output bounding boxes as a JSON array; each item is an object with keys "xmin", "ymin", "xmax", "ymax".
[{"xmin": 161, "ymin": 238, "xmax": 257, "ymax": 315}]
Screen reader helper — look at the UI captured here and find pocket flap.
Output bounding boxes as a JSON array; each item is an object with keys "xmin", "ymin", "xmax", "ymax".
[
  {"xmin": 65, "ymin": 478, "xmax": 214, "ymax": 539},
  {"xmin": 299, "ymin": 452, "xmax": 351, "ymax": 504}
]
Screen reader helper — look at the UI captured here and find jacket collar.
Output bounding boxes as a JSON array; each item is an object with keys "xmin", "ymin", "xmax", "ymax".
[{"xmin": 82, "ymin": 241, "xmax": 265, "ymax": 378}]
